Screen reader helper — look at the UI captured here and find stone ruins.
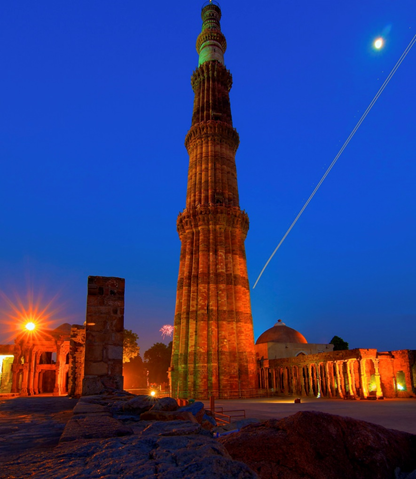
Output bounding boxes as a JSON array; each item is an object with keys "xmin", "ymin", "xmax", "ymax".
[
  {"xmin": 256, "ymin": 321, "xmax": 416, "ymax": 399},
  {"xmin": 0, "ymin": 276, "xmax": 125, "ymax": 398},
  {"xmin": 0, "ymin": 4, "xmax": 415, "ymax": 403}
]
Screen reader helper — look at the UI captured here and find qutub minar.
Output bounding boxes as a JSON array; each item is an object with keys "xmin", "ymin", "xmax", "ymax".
[{"xmin": 170, "ymin": 1, "xmax": 258, "ymax": 399}]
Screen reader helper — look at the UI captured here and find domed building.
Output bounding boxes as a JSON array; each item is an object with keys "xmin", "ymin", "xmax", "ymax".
[
  {"xmin": 255, "ymin": 319, "xmax": 415, "ymax": 400},
  {"xmin": 255, "ymin": 320, "xmax": 333, "ymax": 362}
]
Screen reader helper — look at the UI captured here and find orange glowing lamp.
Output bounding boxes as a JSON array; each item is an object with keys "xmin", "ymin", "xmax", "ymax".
[{"xmin": 25, "ymin": 322, "xmax": 36, "ymax": 331}]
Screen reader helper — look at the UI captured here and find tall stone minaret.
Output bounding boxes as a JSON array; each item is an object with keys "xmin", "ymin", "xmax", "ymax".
[{"xmin": 170, "ymin": 1, "xmax": 257, "ymax": 399}]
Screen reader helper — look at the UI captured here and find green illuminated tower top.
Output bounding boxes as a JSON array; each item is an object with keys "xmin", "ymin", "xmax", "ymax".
[{"xmin": 197, "ymin": 1, "xmax": 227, "ymax": 66}]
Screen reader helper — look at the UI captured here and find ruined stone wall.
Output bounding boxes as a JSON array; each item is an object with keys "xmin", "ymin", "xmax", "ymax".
[
  {"xmin": 0, "ymin": 346, "xmax": 15, "ymax": 394},
  {"xmin": 68, "ymin": 325, "xmax": 85, "ymax": 398},
  {"xmin": 257, "ymin": 342, "xmax": 334, "ymax": 361},
  {"xmin": 82, "ymin": 276, "xmax": 125, "ymax": 396},
  {"xmin": 378, "ymin": 350, "xmax": 416, "ymax": 398},
  {"xmin": 268, "ymin": 348, "xmax": 366, "ymax": 369},
  {"xmin": 263, "ymin": 348, "xmax": 415, "ymax": 399}
]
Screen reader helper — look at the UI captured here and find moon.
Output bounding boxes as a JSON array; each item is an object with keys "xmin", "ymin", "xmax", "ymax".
[{"xmin": 374, "ymin": 37, "xmax": 384, "ymax": 49}]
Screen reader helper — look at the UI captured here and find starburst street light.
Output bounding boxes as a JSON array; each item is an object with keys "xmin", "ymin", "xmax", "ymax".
[{"xmin": 25, "ymin": 321, "xmax": 36, "ymax": 331}]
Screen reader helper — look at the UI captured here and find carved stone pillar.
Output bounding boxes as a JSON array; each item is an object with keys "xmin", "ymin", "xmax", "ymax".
[
  {"xmin": 53, "ymin": 342, "xmax": 61, "ymax": 396},
  {"xmin": 32, "ymin": 351, "xmax": 40, "ymax": 394},
  {"xmin": 344, "ymin": 359, "xmax": 353, "ymax": 397},
  {"xmin": 348, "ymin": 360, "xmax": 357, "ymax": 398},
  {"xmin": 359, "ymin": 358, "xmax": 369, "ymax": 399},
  {"xmin": 316, "ymin": 364, "xmax": 322, "ymax": 398},
  {"xmin": 373, "ymin": 359, "xmax": 383, "ymax": 399},
  {"xmin": 276, "ymin": 368, "xmax": 282, "ymax": 394},
  {"xmin": 11, "ymin": 365, "xmax": 20, "ymax": 394},
  {"xmin": 291, "ymin": 367, "xmax": 297, "ymax": 396},
  {"xmin": 20, "ymin": 349, "xmax": 30, "ymax": 396},
  {"xmin": 308, "ymin": 364, "xmax": 314, "ymax": 397},
  {"xmin": 331, "ymin": 362, "xmax": 337, "ymax": 397},
  {"xmin": 335, "ymin": 361, "xmax": 344, "ymax": 398},
  {"xmin": 301, "ymin": 367, "xmax": 307, "ymax": 396},
  {"xmin": 57, "ymin": 344, "xmax": 69, "ymax": 395},
  {"xmin": 283, "ymin": 367, "xmax": 290, "ymax": 396},
  {"xmin": 325, "ymin": 362, "xmax": 332, "ymax": 398}
]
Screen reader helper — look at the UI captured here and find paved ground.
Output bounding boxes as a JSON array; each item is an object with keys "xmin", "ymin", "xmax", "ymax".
[
  {"xmin": 0, "ymin": 395, "xmax": 78, "ymax": 461},
  {"xmin": 203, "ymin": 396, "xmax": 416, "ymax": 434}
]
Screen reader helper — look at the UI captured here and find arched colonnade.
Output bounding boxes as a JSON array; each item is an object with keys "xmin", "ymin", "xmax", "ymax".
[{"xmin": 259, "ymin": 355, "xmax": 383, "ymax": 399}]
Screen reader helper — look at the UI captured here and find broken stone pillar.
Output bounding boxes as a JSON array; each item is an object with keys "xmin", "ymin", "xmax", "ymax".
[
  {"xmin": 82, "ymin": 276, "xmax": 125, "ymax": 396},
  {"xmin": 68, "ymin": 325, "xmax": 85, "ymax": 398}
]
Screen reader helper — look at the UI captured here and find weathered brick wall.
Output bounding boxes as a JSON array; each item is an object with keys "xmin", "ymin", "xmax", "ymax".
[
  {"xmin": 68, "ymin": 325, "xmax": 85, "ymax": 398},
  {"xmin": 82, "ymin": 276, "xmax": 125, "ymax": 396},
  {"xmin": 268, "ymin": 348, "xmax": 374, "ymax": 369}
]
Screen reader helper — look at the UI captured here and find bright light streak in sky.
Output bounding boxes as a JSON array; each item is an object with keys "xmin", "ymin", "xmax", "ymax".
[{"xmin": 253, "ymin": 33, "xmax": 416, "ymax": 290}]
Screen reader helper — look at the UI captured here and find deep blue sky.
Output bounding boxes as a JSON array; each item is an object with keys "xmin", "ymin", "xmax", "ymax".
[{"xmin": 1, "ymin": 0, "xmax": 415, "ymax": 354}]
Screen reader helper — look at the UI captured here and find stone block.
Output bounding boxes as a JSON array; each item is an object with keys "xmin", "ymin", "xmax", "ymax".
[
  {"xmin": 60, "ymin": 414, "xmax": 133, "ymax": 442},
  {"xmin": 82, "ymin": 376, "xmax": 105, "ymax": 396},
  {"xmin": 140, "ymin": 410, "xmax": 198, "ymax": 423},
  {"xmin": 84, "ymin": 361, "xmax": 108, "ymax": 376},
  {"xmin": 84, "ymin": 343, "xmax": 103, "ymax": 362},
  {"xmin": 73, "ymin": 401, "xmax": 109, "ymax": 416},
  {"xmin": 106, "ymin": 345, "xmax": 123, "ymax": 360}
]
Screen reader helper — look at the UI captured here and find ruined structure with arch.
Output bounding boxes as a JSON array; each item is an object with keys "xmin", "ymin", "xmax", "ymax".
[
  {"xmin": 256, "ymin": 323, "xmax": 416, "ymax": 399},
  {"xmin": 0, "ymin": 324, "xmax": 72, "ymax": 396},
  {"xmin": 0, "ymin": 275, "xmax": 124, "ymax": 398}
]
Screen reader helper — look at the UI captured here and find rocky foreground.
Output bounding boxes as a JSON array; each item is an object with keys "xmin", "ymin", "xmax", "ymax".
[{"xmin": 1, "ymin": 393, "xmax": 416, "ymax": 478}]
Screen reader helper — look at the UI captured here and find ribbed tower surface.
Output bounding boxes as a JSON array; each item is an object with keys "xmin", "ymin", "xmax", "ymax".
[{"xmin": 170, "ymin": 2, "xmax": 257, "ymax": 399}]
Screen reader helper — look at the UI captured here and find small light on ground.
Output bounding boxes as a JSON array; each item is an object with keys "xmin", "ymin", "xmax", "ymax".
[{"xmin": 150, "ymin": 390, "xmax": 156, "ymax": 397}]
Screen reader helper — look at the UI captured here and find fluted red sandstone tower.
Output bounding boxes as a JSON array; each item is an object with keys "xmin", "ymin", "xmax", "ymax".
[{"xmin": 171, "ymin": 2, "xmax": 257, "ymax": 399}]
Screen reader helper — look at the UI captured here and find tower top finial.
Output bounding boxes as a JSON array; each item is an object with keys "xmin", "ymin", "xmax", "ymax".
[{"xmin": 197, "ymin": 1, "xmax": 226, "ymax": 66}]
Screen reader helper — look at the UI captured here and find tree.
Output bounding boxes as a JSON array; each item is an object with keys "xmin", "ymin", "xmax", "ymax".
[
  {"xmin": 123, "ymin": 329, "xmax": 140, "ymax": 363},
  {"xmin": 123, "ymin": 353, "xmax": 147, "ymax": 389},
  {"xmin": 330, "ymin": 336, "xmax": 349, "ymax": 351},
  {"xmin": 144, "ymin": 342, "xmax": 172, "ymax": 385}
]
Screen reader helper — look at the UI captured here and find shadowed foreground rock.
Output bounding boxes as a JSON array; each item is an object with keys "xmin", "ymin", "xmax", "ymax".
[
  {"xmin": 3, "ymin": 424, "xmax": 257, "ymax": 479},
  {"xmin": 1, "ymin": 394, "xmax": 257, "ymax": 478},
  {"xmin": 219, "ymin": 411, "xmax": 416, "ymax": 479}
]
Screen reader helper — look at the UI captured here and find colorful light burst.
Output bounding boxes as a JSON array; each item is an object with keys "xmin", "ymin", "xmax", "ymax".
[
  {"xmin": 0, "ymin": 286, "xmax": 65, "ymax": 343},
  {"xmin": 159, "ymin": 324, "xmax": 174, "ymax": 339}
]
